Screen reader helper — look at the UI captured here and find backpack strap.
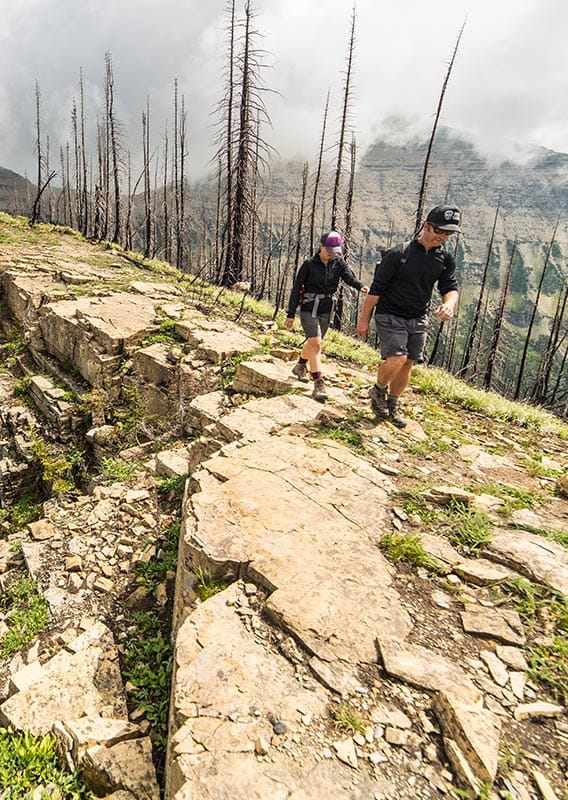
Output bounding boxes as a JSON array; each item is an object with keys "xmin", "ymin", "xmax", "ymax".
[
  {"xmin": 303, "ymin": 291, "xmax": 335, "ymax": 318},
  {"xmin": 399, "ymin": 240, "xmax": 412, "ymax": 263}
]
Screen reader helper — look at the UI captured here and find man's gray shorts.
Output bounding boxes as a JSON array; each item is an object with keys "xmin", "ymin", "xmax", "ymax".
[
  {"xmin": 375, "ymin": 313, "xmax": 429, "ymax": 361},
  {"xmin": 300, "ymin": 311, "xmax": 331, "ymax": 339}
]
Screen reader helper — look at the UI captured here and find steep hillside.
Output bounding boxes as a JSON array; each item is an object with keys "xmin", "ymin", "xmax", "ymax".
[
  {"xmin": 0, "ymin": 166, "xmax": 34, "ymax": 215},
  {"xmin": 355, "ymin": 127, "xmax": 568, "ymax": 282},
  {"xmin": 0, "ymin": 213, "xmax": 566, "ymax": 800}
]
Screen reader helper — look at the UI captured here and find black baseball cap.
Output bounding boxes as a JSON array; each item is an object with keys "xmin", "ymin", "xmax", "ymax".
[{"xmin": 426, "ymin": 206, "xmax": 462, "ymax": 232}]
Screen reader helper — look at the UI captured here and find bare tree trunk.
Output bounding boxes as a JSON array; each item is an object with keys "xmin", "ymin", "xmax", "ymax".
[
  {"xmin": 459, "ymin": 195, "xmax": 500, "ymax": 378},
  {"xmin": 33, "ymin": 81, "xmax": 43, "ymax": 222},
  {"xmin": 292, "ymin": 163, "xmax": 308, "ymax": 282},
  {"xmin": 220, "ymin": 1, "xmax": 272, "ymax": 287},
  {"xmin": 229, "ymin": 2, "xmax": 252, "ymax": 286},
  {"xmin": 484, "ymin": 239, "xmax": 515, "ymax": 390},
  {"xmin": 176, "ymin": 91, "xmax": 188, "ymax": 270},
  {"xmin": 221, "ymin": 0, "xmax": 237, "ymax": 285},
  {"xmin": 309, "ymin": 91, "xmax": 329, "ymax": 253},
  {"xmin": 332, "ymin": 135, "xmax": 357, "ymax": 331},
  {"xmin": 143, "ymin": 98, "xmax": 153, "ymax": 259},
  {"xmin": 513, "ymin": 216, "xmax": 559, "ymax": 400},
  {"xmin": 45, "ymin": 136, "xmax": 54, "ymax": 222},
  {"xmin": 415, "ymin": 19, "xmax": 466, "ymax": 232},
  {"xmin": 105, "ymin": 52, "xmax": 122, "ymax": 245},
  {"xmin": 79, "ymin": 69, "xmax": 89, "ymax": 236},
  {"xmin": 59, "ymin": 146, "xmax": 69, "ymax": 225},
  {"xmin": 162, "ymin": 125, "xmax": 171, "ymax": 263},
  {"xmin": 532, "ymin": 282, "xmax": 568, "ymax": 405},
  {"xmin": 71, "ymin": 100, "xmax": 82, "ymax": 230},
  {"xmin": 214, "ymin": 155, "xmax": 223, "ymax": 282},
  {"xmin": 330, "ymin": 8, "xmax": 356, "ymax": 231},
  {"xmin": 30, "ymin": 171, "xmax": 57, "ymax": 226}
]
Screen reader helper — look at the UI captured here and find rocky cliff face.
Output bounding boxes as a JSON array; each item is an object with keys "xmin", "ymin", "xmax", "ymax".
[
  {"xmin": 354, "ymin": 129, "xmax": 566, "ymax": 283},
  {"xmin": 0, "ymin": 213, "xmax": 566, "ymax": 800}
]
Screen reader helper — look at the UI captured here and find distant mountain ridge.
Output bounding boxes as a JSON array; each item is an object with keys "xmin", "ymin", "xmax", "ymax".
[
  {"xmin": 354, "ymin": 126, "xmax": 568, "ymax": 251},
  {"xmin": 0, "ymin": 165, "xmax": 34, "ymax": 215},
  {"xmin": 2, "ymin": 126, "xmax": 567, "ymax": 266}
]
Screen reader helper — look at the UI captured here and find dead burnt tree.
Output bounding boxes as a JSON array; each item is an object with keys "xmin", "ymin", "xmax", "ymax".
[
  {"xmin": 218, "ymin": 0, "xmax": 272, "ymax": 288},
  {"xmin": 309, "ymin": 91, "xmax": 330, "ymax": 254},
  {"xmin": 549, "ymin": 312, "xmax": 568, "ymax": 415},
  {"xmin": 142, "ymin": 97, "xmax": 154, "ymax": 259},
  {"xmin": 215, "ymin": 0, "xmax": 237, "ymax": 284},
  {"xmin": 30, "ymin": 170, "xmax": 57, "ymax": 226},
  {"xmin": 330, "ymin": 7, "xmax": 356, "ymax": 234},
  {"xmin": 228, "ymin": 2, "xmax": 253, "ymax": 287},
  {"xmin": 79, "ymin": 69, "xmax": 89, "ymax": 236},
  {"xmin": 59, "ymin": 146, "xmax": 70, "ymax": 225},
  {"xmin": 104, "ymin": 52, "xmax": 124, "ymax": 246},
  {"xmin": 414, "ymin": 20, "xmax": 466, "ymax": 232},
  {"xmin": 31, "ymin": 81, "xmax": 44, "ymax": 223},
  {"xmin": 333, "ymin": 134, "xmax": 357, "ymax": 332},
  {"xmin": 484, "ymin": 239, "xmax": 515, "ymax": 390},
  {"xmin": 513, "ymin": 216, "xmax": 560, "ymax": 400},
  {"xmin": 94, "ymin": 114, "xmax": 109, "ymax": 240},
  {"xmin": 459, "ymin": 195, "xmax": 501, "ymax": 379},
  {"xmin": 532, "ymin": 280, "xmax": 568, "ymax": 406},
  {"xmin": 161, "ymin": 124, "xmax": 171, "ymax": 264},
  {"xmin": 292, "ymin": 163, "xmax": 309, "ymax": 283},
  {"xmin": 71, "ymin": 100, "xmax": 81, "ymax": 229},
  {"xmin": 172, "ymin": 80, "xmax": 189, "ymax": 270}
]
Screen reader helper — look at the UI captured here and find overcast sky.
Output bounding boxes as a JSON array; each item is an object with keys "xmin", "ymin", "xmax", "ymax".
[{"xmin": 1, "ymin": 0, "xmax": 566, "ymax": 183}]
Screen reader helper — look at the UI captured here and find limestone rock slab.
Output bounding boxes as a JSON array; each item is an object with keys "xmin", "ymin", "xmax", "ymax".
[
  {"xmin": 169, "ymin": 582, "xmax": 387, "ymax": 800},
  {"xmin": 182, "ymin": 433, "xmax": 404, "ymax": 668},
  {"xmin": 488, "ymin": 529, "xmax": 568, "ymax": 595},
  {"xmin": 0, "ymin": 623, "xmax": 127, "ymax": 734},
  {"xmin": 175, "ymin": 320, "xmax": 257, "ymax": 363}
]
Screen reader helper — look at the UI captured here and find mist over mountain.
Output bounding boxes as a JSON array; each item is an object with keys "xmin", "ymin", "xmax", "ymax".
[
  {"xmin": 2, "ymin": 125, "xmax": 566, "ymax": 272},
  {"xmin": 355, "ymin": 126, "xmax": 568, "ymax": 247},
  {"xmin": 1, "ymin": 125, "xmax": 566, "ymax": 412}
]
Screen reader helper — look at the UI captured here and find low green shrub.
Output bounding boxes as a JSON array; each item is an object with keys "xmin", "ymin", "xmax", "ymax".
[{"xmin": 0, "ymin": 729, "xmax": 91, "ymax": 799}]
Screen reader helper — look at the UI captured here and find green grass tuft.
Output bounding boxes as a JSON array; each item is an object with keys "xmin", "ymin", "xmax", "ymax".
[
  {"xmin": 194, "ymin": 565, "xmax": 227, "ymax": 601},
  {"xmin": 0, "ymin": 729, "xmax": 91, "ymax": 799},
  {"xmin": 379, "ymin": 531, "xmax": 445, "ymax": 573},
  {"xmin": 329, "ymin": 702, "xmax": 367, "ymax": 735},
  {"xmin": 0, "ymin": 576, "xmax": 49, "ymax": 659}
]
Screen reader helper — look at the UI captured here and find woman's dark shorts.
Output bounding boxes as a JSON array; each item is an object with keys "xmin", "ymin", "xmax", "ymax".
[
  {"xmin": 300, "ymin": 311, "xmax": 331, "ymax": 339},
  {"xmin": 375, "ymin": 313, "xmax": 429, "ymax": 361}
]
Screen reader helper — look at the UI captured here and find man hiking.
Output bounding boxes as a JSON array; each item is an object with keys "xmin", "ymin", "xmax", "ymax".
[{"xmin": 356, "ymin": 205, "xmax": 461, "ymax": 428}]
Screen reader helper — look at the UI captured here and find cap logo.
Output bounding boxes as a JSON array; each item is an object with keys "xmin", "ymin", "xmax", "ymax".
[{"xmin": 445, "ymin": 209, "xmax": 460, "ymax": 222}]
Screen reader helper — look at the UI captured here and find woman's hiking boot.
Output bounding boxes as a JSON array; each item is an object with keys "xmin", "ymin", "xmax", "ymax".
[
  {"xmin": 369, "ymin": 384, "xmax": 389, "ymax": 418},
  {"xmin": 291, "ymin": 361, "xmax": 308, "ymax": 381},
  {"xmin": 312, "ymin": 377, "xmax": 328, "ymax": 401},
  {"xmin": 387, "ymin": 396, "xmax": 407, "ymax": 428}
]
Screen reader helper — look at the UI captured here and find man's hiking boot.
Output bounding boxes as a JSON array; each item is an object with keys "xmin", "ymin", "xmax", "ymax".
[
  {"xmin": 312, "ymin": 377, "xmax": 328, "ymax": 401},
  {"xmin": 369, "ymin": 384, "xmax": 389, "ymax": 419},
  {"xmin": 387, "ymin": 398, "xmax": 407, "ymax": 429},
  {"xmin": 291, "ymin": 361, "xmax": 308, "ymax": 381}
]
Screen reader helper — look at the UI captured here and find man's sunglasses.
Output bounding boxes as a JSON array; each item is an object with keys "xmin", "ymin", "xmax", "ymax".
[{"xmin": 431, "ymin": 226, "xmax": 454, "ymax": 236}]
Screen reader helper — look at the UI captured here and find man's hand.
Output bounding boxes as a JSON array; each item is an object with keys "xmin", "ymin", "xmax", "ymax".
[
  {"xmin": 356, "ymin": 319, "xmax": 370, "ymax": 340},
  {"xmin": 357, "ymin": 293, "xmax": 379, "ymax": 340},
  {"xmin": 285, "ymin": 317, "xmax": 294, "ymax": 330},
  {"xmin": 433, "ymin": 303, "xmax": 455, "ymax": 322}
]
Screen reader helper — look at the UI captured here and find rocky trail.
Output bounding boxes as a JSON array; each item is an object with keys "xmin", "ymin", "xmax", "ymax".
[{"xmin": 0, "ymin": 217, "xmax": 566, "ymax": 800}]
